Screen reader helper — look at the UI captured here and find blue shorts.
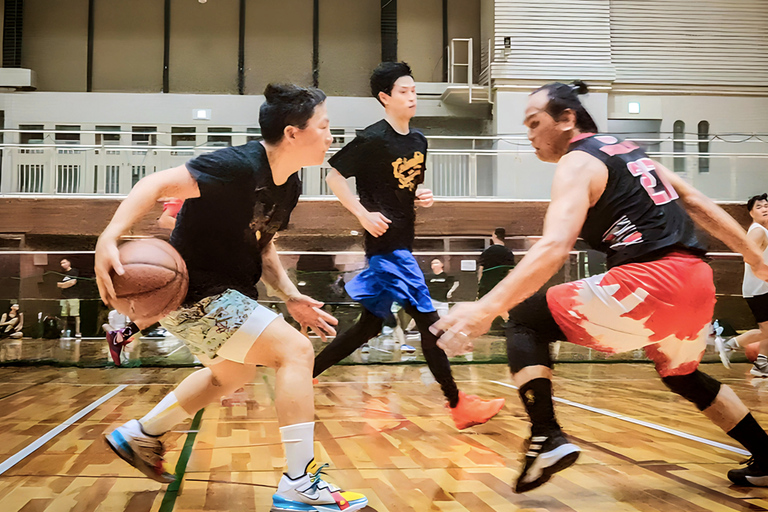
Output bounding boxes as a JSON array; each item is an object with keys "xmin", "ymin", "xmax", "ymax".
[{"xmin": 345, "ymin": 249, "xmax": 434, "ymax": 319}]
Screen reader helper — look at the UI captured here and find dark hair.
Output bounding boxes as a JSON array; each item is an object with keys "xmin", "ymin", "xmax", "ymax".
[
  {"xmin": 494, "ymin": 227, "xmax": 506, "ymax": 240},
  {"xmin": 747, "ymin": 193, "xmax": 768, "ymax": 212},
  {"xmin": 259, "ymin": 83, "xmax": 327, "ymax": 144},
  {"xmin": 370, "ymin": 62, "xmax": 413, "ymax": 103},
  {"xmin": 532, "ymin": 80, "xmax": 599, "ymax": 133}
]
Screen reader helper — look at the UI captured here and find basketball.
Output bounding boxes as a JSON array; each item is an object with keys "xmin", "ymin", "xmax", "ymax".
[
  {"xmin": 110, "ymin": 238, "xmax": 188, "ymax": 324},
  {"xmin": 745, "ymin": 342, "xmax": 760, "ymax": 363}
]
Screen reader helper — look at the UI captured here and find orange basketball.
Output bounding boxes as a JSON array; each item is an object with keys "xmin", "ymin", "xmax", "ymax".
[
  {"xmin": 110, "ymin": 238, "xmax": 188, "ymax": 325},
  {"xmin": 745, "ymin": 342, "xmax": 760, "ymax": 363}
]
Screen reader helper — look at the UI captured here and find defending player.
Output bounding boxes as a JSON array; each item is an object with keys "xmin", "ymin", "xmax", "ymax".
[{"xmin": 435, "ymin": 81, "xmax": 768, "ymax": 492}]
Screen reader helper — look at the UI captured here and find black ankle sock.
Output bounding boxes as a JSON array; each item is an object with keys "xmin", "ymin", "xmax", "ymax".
[
  {"xmin": 728, "ymin": 413, "xmax": 768, "ymax": 467},
  {"xmin": 123, "ymin": 322, "xmax": 140, "ymax": 338},
  {"xmin": 518, "ymin": 378, "xmax": 560, "ymax": 436}
]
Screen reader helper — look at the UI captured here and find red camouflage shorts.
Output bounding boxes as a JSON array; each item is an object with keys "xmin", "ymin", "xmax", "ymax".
[{"xmin": 546, "ymin": 252, "xmax": 715, "ymax": 377}]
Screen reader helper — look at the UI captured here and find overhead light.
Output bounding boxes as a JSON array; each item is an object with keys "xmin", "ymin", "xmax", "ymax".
[
  {"xmin": 628, "ymin": 102, "xmax": 640, "ymax": 114},
  {"xmin": 193, "ymin": 109, "xmax": 211, "ymax": 120}
]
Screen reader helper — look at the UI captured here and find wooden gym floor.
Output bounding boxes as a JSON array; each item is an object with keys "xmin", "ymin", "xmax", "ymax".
[{"xmin": 0, "ymin": 363, "xmax": 766, "ymax": 511}]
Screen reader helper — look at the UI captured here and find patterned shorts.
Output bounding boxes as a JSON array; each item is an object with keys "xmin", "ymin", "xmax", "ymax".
[
  {"xmin": 160, "ymin": 289, "xmax": 279, "ymax": 363},
  {"xmin": 547, "ymin": 252, "xmax": 715, "ymax": 377}
]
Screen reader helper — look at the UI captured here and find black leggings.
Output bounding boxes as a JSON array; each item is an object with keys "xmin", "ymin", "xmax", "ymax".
[{"xmin": 313, "ymin": 304, "xmax": 460, "ymax": 407}]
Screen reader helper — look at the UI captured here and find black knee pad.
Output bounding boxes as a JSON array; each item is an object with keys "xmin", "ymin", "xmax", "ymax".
[
  {"xmin": 507, "ymin": 292, "xmax": 565, "ymax": 374},
  {"xmin": 661, "ymin": 370, "xmax": 722, "ymax": 411}
]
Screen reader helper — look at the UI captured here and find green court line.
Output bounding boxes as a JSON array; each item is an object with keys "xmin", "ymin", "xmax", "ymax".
[{"xmin": 158, "ymin": 409, "xmax": 205, "ymax": 512}]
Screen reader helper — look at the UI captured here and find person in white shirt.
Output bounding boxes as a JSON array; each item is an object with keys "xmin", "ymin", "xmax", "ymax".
[{"xmin": 717, "ymin": 193, "xmax": 768, "ymax": 377}]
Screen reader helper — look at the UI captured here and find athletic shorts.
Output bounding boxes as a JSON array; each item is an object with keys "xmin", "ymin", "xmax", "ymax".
[
  {"xmin": 60, "ymin": 298, "xmax": 80, "ymax": 317},
  {"xmin": 546, "ymin": 252, "xmax": 715, "ymax": 377},
  {"xmin": 160, "ymin": 289, "xmax": 279, "ymax": 364},
  {"xmin": 746, "ymin": 292, "xmax": 768, "ymax": 324}
]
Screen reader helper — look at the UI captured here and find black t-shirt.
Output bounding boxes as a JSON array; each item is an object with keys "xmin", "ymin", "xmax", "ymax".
[
  {"xmin": 171, "ymin": 141, "xmax": 301, "ymax": 303},
  {"xmin": 425, "ymin": 272, "xmax": 455, "ymax": 302},
  {"xmin": 61, "ymin": 268, "xmax": 79, "ymax": 299},
  {"xmin": 569, "ymin": 134, "xmax": 707, "ymax": 268},
  {"xmin": 329, "ymin": 119, "xmax": 427, "ymax": 257},
  {"xmin": 478, "ymin": 244, "xmax": 515, "ymax": 297}
]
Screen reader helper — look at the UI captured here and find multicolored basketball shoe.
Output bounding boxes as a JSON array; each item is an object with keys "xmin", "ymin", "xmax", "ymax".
[
  {"xmin": 271, "ymin": 459, "xmax": 368, "ymax": 511},
  {"xmin": 106, "ymin": 329, "xmax": 126, "ymax": 366},
  {"xmin": 515, "ymin": 430, "xmax": 580, "ymax": 493},
  {"xmin": 104, "ymin": 419, "xmax": 175, "ymax": 483}
]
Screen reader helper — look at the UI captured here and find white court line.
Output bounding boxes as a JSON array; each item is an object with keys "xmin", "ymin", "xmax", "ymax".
[
  {"xmin": 490, "ymin": 380, "xmax": 750, "ymax": 456},
  {"xmin": 0, "ymin": 384, "xmax": 128, "ymax": 475}
]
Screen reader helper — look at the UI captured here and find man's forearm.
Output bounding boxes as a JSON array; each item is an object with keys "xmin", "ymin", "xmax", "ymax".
[
  {"xmin": 260, "ymin": 243, "xmax": 300, "ymax": 301},
  {"xmin": 326, "ymin": 170, "xmax": 367, "ymax": 219},
  {"xmin": 102, "ymin": 177, "xmax": 165, "ymax": 238}
]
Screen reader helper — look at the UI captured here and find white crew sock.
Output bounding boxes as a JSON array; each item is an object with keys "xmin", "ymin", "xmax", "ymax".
[
  {"xmin": 280, "ymin": 421, "xmax": 315, "ymax": 479},
  {"xmin": 139, "ymin": 392, "xmax": 192, "ymax": 436}
]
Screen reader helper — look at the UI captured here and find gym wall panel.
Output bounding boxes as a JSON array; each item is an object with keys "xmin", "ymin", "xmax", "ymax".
[
  {"xmin": 92, "ymin": 0, "xmax": 164, "ymax": 93},
  {"xmin": 169, "ymin": 0, "xmax": 239, "ymax": 94},
  {"xmin": 448, "ymin": 0, "xmax": 481, "ymax": 82},
  {"xmin": 22, "ymin": 0, "xmax": 89, "ymax": 92},
  {"xmin": 490, "ymin": 0, "xmax": 615, "ymax": 82},
  {"xmin": 318, "ymin": 0, "xmax": 380, "ymax": 97},
  {"xmin": 244, "ymin": 0, "xmax": 313, "ymax": 95},
  {"xmin": 611, "ymin": 0, "xmax": 768, "ymax": 86},
  {"xmin": 398, "ymin": 0, "xmax": 443, "ymax": 83}
]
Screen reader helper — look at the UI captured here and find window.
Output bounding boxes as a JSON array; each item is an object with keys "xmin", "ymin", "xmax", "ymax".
[
  {"xmin": 698, "ymin": 121, "xmax": 710, "ymax": 173},
  {"xmin": 132, "ymin": 126, "xmax": 157, "ymax": 155},
  {"xmin": 96, "ymin": 126, "xmax": 121, "ymax": 145},
  {"xmin": 331, "ymin": 128, "xmax": 345, "ymax": 147},
  {"xmin": 55, "ymin": 125, "xmax": 80, "ymax": 144},
  {"xmin": 207, "ymin": 127, "xmax": 232, "ymax": 147},
  {"xmin": 20, "ymin": 124, "xmax": 44, "ymax": 144},
  {"xmin": 673, "ymin": 120, "xmax": 685, "ymax": 173},
  {"xmin": 247, "ymin": 127, "xmax": 261, "ymax": 142},
  {"xmin": 171, "ymin": 127, "xmax": 195, "ymax": 156}
]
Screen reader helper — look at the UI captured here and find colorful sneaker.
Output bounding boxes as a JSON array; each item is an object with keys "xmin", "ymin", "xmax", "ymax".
[
  {"xmin": 104, "ymin": 419, "xmax": 175, "ymax": 483},
  {"xmin": 515, "ymin": 431, "xmax": 581, "ymax": 493},
  {"xmin": 400, "ymin": 344, "xmax": 416, "ymax": 354},
  {"xmin": 727, "ymin": 457, "xmax": 768, "ymax": 487},
  {"xmin": 750, "ymin": 358, "xmax": 768, "ymax": 378},
  {"xmin": 714, "ymin": 336, "xmax": 734, "ymax": 369},
  {"xmin": 106, "ymin": 329, "xmax": 125, "ymax": 366},
  {"xmin": 272, "ymin": 459, "xmax": 368, "ymax": 511},
  {"xmin": 449, "ymin": 390, "xmax": 505, "ymax": 430}
]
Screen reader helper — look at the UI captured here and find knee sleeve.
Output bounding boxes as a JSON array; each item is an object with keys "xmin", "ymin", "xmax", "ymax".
[
  {"xmin": 507, "ymin": 292, "xmax": 565, "ymax": 374},
  {"xmin": 661, "ymin": 370, "xmax": 722, "ymax": 411}
]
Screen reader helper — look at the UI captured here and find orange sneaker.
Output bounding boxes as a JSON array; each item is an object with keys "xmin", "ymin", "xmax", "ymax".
[
  {"xmin": 312, "ymin": 378, "xmax": 319, "ymax": 385},
  {"xmin": 450, "ymin": 391, "xmax": 505, "ymax": 430}
]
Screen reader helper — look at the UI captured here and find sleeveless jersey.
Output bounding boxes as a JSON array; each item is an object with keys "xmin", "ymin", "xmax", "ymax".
[
  {"xmin": 742, "ymin": 223, "xmax": 768, "ymax": 298},
  {"xmin": 568, "ymin": 134, "xmax": 707, "ymax": 268}
]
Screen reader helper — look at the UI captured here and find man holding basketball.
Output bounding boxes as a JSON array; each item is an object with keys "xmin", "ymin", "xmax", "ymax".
[
  {"xmin": 434, "ymin": 81, "xmax": 768, "ymax": 492},
  {"xmin": 95, "ymin": 84, "xmax": 368, "ymax": 511}
]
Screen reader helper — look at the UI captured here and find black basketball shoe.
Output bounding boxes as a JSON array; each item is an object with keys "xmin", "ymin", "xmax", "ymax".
[
  {"xmin": 514, "ymin": 431, "xmax": 581, "ymax": 493},
  {"xmin": 728, "ymin": 457, "xmax": 768, "ymax": 487}
]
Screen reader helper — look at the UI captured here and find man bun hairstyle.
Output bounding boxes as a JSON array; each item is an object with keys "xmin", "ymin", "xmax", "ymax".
[
  {"xmin": 747, "ymin": 193, "xmax": 768, "ymax": 212},
  {"xmin": 370, "ymin": 62, "xmax": 413, "ymax": 104},
  {"xmin": 533, "ymin": 80, "xmax": 599, "ymax": 133},
  {"xmin": 494, "ymin": 227, "xmax": 506, "ymax": 240},
  {"xmin": 260, "ymin": 83, "xmax": 327, "ymax": 144}
]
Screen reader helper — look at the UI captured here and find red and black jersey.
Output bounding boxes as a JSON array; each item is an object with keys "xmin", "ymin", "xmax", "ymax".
[{"xmin": 568, "ymin": 133, "xmax": 707, "ymax": 268}]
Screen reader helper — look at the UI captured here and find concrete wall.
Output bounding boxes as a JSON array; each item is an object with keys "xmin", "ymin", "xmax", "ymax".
[
  {"xmin": 22, "ymin": 0, "xmax": 89, "ymax": 92},
  {"xmin": 92, "ymin": 0, "xmax": 164, "ymax": 93},
  {"xmin": 244, "ymin": 0, "xmax": 314, "ymax": 94},
  {"xmin": 398, "ymin": 0, "xmax": 443, "ymax": 83},
  {"xmin": 318, "ymin": 0, "xmax": 380, "ymax": 97}
]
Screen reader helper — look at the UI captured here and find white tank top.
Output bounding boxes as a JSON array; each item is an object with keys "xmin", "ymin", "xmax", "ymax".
[{"xmin": 743, "ymin": 222, "xmax": 768, "ymax": 298}]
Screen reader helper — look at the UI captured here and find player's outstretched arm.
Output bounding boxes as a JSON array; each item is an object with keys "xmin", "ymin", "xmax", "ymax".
[
  {"xmin": 260, "ymin": 241, "xmax": 338, "ymax": 342},
  {"xmin": 655, "ymin": 161, "xmax": 768, "ymax": 280},
  {"xmin": 95, "ymin": 165, "xmax": 200, "ymax": 305},
  {"xmin": 325, "ymin": 168, "xmax": 391, "ymax": 237}
]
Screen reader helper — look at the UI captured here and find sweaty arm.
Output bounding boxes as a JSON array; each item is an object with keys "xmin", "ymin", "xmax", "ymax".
[
  {"xmin": 325, "ymin": 168, "xmax": 390, "ymax": 237},
  {"xmin": 477, "ymin": 151, "xmax": 606, "ymax": 319},
  {"xmin": 654, "ymin": 162, "xmax": 766, "ymax": 269}
]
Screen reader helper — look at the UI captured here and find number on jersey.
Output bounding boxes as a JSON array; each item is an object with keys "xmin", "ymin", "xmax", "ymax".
[{"xmin": 626, "ymin": 158, "xmax": 678, "ymax": 205}]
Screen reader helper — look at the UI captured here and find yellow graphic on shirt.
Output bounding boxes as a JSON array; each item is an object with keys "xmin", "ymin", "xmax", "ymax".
[{"xmin": 392, "ymin": 151, "xmax": 425, "ymax": 191}]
